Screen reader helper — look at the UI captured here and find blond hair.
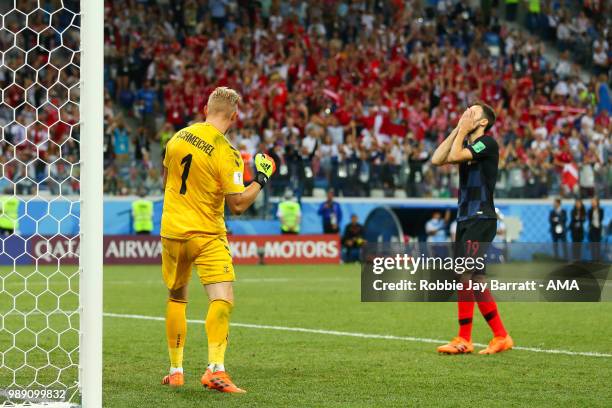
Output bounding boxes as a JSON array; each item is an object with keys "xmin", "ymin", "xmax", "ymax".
[{"xmin": 206, "ymin": 86, "xmax": 241, "ymax": 119}]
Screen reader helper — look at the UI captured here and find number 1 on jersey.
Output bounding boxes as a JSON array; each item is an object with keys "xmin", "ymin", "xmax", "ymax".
[{"xmin": 180, "ymin": 154, "xmax": 192, "ymax": 194}]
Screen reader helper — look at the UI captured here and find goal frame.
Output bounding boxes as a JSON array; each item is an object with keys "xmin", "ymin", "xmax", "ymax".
[{"xmin": 79, "ymin": 0, "xmax": 104, "ymax": 407}]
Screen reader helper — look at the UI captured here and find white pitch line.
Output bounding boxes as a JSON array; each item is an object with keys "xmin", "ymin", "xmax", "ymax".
[{"xmin": 103, "ymin": 312, "xmax": 612, "ymax": 358}]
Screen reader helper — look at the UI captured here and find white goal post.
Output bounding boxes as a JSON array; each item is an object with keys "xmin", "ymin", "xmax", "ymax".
[
  {"xmin": 0, "ymin": 0, "xmax": 103, "ymax": 407},
  {"xmin": 79, "ymin": 0, "xmax": 103, "ymax": 407}
]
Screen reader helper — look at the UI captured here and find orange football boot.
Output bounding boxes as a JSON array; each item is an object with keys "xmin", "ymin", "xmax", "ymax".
[
  {"xmin": 479, "ymin": 335, "xmax": 514, "ymax": 354},
  {"xmin": 201, "ymin": 369, "xmax": 246, "ymax": 393},
  {"xmin": 161, "ymin": 371, "xmax": 184, "ymax": 387},
  {"xmin": 437, "ymin": 337, "xmax": 474, "ymax": 354}
]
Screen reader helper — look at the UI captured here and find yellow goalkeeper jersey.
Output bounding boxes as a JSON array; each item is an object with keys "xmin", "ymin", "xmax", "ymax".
[{"xmin": 161, "ymin": 122, "xmax": 244, "ymax": 239}]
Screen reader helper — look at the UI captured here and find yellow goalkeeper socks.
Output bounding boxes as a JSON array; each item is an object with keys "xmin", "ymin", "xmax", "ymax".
[
  {"xmin": 206, "ymin": 299, "xmax": 233, "ymax": 367},
  {"xmin": 166, "ymin": 298, "xmax": 187, "ymax": 370}
]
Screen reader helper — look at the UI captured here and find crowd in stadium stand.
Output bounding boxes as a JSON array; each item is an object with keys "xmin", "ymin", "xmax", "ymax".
[
  {"xmin": 1, "ymin": 1, "xmax": 609, "ymax": 202},
  {"xmin": 519, "ymin": 0, "xmax": 610, "ymax": 75}
]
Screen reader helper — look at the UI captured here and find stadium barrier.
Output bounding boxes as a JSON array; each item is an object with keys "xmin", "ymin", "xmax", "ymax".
[
  {"xmin": 5, "ymin": 197, "xmax": 612, "ymax": 242},
  {"xmin": 0, "ymin": 234, "xmax": 340, "ymax": 265}
]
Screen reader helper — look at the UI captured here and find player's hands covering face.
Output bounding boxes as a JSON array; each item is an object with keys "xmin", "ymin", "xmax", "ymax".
[{"xmin": 458, "ymin": 108, "xmax": 477, "ymax": 134}]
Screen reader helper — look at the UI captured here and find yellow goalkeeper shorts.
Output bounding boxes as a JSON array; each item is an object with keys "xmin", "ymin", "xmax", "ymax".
[{"xmin": 161, "ymin": 235, "xmax": 235, "ymax": 290}]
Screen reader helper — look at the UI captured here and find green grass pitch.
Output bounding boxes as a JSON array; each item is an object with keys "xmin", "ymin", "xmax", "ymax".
[{"xmin": 2, "ymin": 264, "xmax": 612, "ymax": 407}]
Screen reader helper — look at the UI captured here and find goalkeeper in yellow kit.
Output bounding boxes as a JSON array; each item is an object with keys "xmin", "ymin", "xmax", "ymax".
[{"xmin": 160, "ymin": 87, "xmax": 276, "ymax": 393}]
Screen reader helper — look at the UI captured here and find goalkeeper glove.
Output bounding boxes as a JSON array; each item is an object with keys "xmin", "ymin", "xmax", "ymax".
[{"xmin": 254, "ymin": 153, "xmax": 276, "ymax": 187}]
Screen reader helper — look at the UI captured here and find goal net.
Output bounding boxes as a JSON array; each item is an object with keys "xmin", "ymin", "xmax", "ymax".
[{"xmin": 0, "ymin": 1, "xmax": 102, "ymax": 407}]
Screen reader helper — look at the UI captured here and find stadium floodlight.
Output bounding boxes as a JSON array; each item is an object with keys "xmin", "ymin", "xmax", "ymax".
[{"xmin": 0, "ymin": 1, "xmax": 103, "ymax": 407}]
